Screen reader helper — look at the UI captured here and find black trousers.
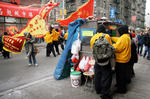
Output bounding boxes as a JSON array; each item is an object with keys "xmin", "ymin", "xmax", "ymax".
[
  {"xmin": 94, "ymin": 62, "xmax": 112, "ymax": 98},
  {"xmin": 2, "ymin": 49, "xmax": 10, "ymax": 58},
  {"xmin": 115, "ymin": 62, "xmax": 128, "ymax": 92},
  {"xmin": 46, "ymin": 43, "xmax": 56, "ymax": 57},
  {"xmin": 53, "ymin": 41, "xmax": 60, "ymax": 55}
]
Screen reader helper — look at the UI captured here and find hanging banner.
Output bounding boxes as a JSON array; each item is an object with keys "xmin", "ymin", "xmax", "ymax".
[
  {"xmin": 131, "ymin": 16, "xmax": 136, "ymax": 23},
  {"xmin": 0, "ymin": 2, "xmax": 40, "ymax": 18},
  {"xmin": 56, "ymin": 0, "xmax": 94, "ymax": 26},
  {"xmin": 13, "ymin": 2, "xmax": 60, "ymax": 38},
  {"xmin": 110, "ymin": 8, "xmax": 115, "ymax": 19},
  {"xmin": 3, "ymin": 36, "xmax": 25, "ymax": 53}
]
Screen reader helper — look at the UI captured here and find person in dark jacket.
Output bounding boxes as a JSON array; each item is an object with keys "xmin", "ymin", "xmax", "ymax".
[
  {"xmin": 24, "ymin": 32, "xmax": 38, "ymax": 66},
  {"xmin": 2, "ymin": 32, "xmax": 10, "ymax": 59},
  {"xmin": 0, "ymin": 34, "xmax": 3, "ymax": 53},
  {"xmin": 128, "ymin": 33, "xmax": 138, "ymax": 81},
  {"xmin": 137, "ymin": 30, "xmax": 144, "ymax": 56},
  {"xmin": 143, "ymin": 29, "xmax": 150, "ymax": 60}
]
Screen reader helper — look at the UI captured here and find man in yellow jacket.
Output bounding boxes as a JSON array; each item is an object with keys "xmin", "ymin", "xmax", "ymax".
[
  {"xmin": 64, "ymin": 31, "xmax": 68, "ymax": 44},
  {"xmin": 112, "ymin": 25, "xmax": 131, "ymax": 94},
  {"xmin": 52, "ymin": 28, "xmax": 60, "ymax": 55},
  {"xmin": 90, "ymin": 24, "xmax": 113, "ymax": 99},
  {"xmin": 44, "ymin": 30, "xmax": 56, "ymax": 57}
]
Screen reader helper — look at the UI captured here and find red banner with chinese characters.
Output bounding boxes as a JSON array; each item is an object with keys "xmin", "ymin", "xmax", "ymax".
[
  {"xmin": 56, "ymin": 0, "xmax": 94, "ymax": 26},
  {"xmin": 0, "ymin": 2, "xmax": 40, "ymax": 18},
  {"xmin": 2, "ymin": 36, "xmax": 25, "ymax": 53}
]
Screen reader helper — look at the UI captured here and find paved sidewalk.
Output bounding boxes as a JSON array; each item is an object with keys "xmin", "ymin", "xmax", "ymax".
[{"xmin": 1, "ymin": 56, "xmax": 150, "ymax": 99}]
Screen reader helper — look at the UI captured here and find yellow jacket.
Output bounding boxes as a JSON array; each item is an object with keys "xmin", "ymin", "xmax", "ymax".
[
  {"xmin": 112, "ymin": 34, "xmax": 131, "ymax": 63},
  {"xmin": 64, "ymin": 32, "xmax": 68, "ymax": 40},
  {"xmin": 44, "ymin": 31, "xmax": 53, "ymax": 43},
  {"xmin": 90, "ymin": 33, "xmax": 112, "ymax": 49},
  {"xmin": 52, "ymin": 29, "xmax": 60, "ymax": 41}
]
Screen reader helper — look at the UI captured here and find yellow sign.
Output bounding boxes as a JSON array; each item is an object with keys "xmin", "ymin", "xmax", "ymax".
[{"xmin": 82, "ymin": 31, "xmax": 94, "ymax": 36}]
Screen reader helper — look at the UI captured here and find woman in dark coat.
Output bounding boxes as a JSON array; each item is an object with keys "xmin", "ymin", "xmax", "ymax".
[{"xmin": 2, "ymin": 32, "xmax": 10, "ymax": 59}]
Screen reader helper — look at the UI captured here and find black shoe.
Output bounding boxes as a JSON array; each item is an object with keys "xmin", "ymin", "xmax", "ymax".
[{"xmin": 114, "ymin": 89, "xmax": 126, "ymax": 94}]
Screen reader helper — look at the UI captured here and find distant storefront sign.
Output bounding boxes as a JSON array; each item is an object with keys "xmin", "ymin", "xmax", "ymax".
[
  {"xmin": 110, "ymin": 8, "xmax": 115, "ymax": 19},
  {"xmin": 131, "ymin": 16, "xmax": 136, "ymax": 23}
]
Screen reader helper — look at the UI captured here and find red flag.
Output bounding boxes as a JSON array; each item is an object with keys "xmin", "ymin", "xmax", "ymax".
[
  {"xmin": 57, "ymin": 0, "xmax": 94, "ymax": 26},
  {"xmin": 3, "ymin": 36, "xmax": 25, "ymax": 54}
]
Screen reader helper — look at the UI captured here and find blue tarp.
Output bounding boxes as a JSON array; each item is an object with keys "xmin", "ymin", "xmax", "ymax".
[{"xmin": 54, "ymin": 19, "xmax": 86, "ymax": 80}]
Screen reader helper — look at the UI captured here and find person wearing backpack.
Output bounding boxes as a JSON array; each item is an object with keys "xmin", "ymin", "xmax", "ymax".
[
  {"xmin": 112, "ymin": 25, "xmax": 131, "ymax": 94},
  {"xmin": 90, "ymin": 24, "xmax": 114, "ymax": 99}
]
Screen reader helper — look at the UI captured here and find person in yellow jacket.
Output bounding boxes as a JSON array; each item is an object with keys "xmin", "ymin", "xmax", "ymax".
[
  {"xmin": 64, "ymin": 31, "xmax": 68, "ymax": 44},
  {"xmin": 90, "ymin": 24, "xmax": 113, "ymax": 99},
  {"xmin": 44, "ymin": 26, "xmax": 56, "ymax": 57},
  {"xmin": 112, "ymin": 25, "xmax": 131, "ymax": 94},
  {"xmin": 52, "ymin": 28, "xmax": 60, "ymax": 55}
]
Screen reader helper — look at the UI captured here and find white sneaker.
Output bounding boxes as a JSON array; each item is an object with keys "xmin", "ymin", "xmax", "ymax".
[
  {"xmin": 28, "ymin": 64, "xmax": 32, "ymax": 66},
  {"xmin": 34, "ymin": 64, "xmax": 38, "ymax": 66}
]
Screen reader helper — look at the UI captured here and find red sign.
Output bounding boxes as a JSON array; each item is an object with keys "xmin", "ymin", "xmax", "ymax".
[
  {"xmin": 57, "ymin": 0, "xmax": 94, "ymax": 26},
  {"xmin": 3, "ymin": 36, "xmax": 25, "ymax": 53},
  {"xmin": 0, "ymin": 2, "xmax": 40, "ymax": 18},
  {"xmin": 131, "ymin": 16, "xmax": 136, "ymax": 23}
]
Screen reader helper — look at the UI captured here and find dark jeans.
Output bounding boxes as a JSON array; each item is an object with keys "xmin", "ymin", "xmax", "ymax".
[
  {"xmin": 2, "ymin": 49, "xmax": 10, "ymax": 59},
  {"xmin": 28, "ymin": 52, "xmax": 37, "ymax": 65},
  {"xmin": 137, "ymin": 44, "xmax": 143, "ymax": 55},
  {"xmin": 94, "ymin": 62, "xmax": 112, "ymax": 98},
  {"xmin": 115, "ymin": 62, "xmax": 128, "ymax": 93}
]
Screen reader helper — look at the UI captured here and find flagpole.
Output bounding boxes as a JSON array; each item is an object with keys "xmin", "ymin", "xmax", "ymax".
[{"xmin": 62, "ymin": 0, "xmax": 65, "ymax": 19}]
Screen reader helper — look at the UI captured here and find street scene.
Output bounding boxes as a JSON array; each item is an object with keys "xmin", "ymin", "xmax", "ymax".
[
  {"xmin": 0, "ymin": 44, "xmax": 150, "ymax": 99},
  {"xmin": 0, "ymin": 0, "xmax": 150, "ymax": 99}
]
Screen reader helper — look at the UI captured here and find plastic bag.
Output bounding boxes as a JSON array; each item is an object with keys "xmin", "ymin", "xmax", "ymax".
[
  {"xmin": 78, "ymin": 56, "xmax": 85, "ymax": 70},
  {"xmin": 84, "ymin": 57, "xmax": 91, "ymax": 72},
  {"xmin": 71, "ymin": 54, "xmax": 79, "ymax": 63},
  {"xmin": 71, "ymin": 39, "xmax": 81, "ymax": 55}
]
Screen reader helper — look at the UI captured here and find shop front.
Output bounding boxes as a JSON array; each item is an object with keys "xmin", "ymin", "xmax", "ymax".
[{"xmin": 0, "ymin": 2, "xmax": 40, "ymax": 35}]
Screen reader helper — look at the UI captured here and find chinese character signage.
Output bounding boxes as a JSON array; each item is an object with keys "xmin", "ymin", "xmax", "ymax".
[
  {"xmin": 3, "ymin": 36, "xmax": 25, "ymax": 53},
  {"xmin": 0, "ymin": 2, "xmax": 40, "ymax": 18},
  {"xmin": 110, "ymin": 8, "xmax": 115, "ymax": 19}
]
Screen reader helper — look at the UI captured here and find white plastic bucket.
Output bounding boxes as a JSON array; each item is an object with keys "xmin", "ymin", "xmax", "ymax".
[{"xmin": 70, "ymin": 71, "xmax": 81, "ymax": 88}]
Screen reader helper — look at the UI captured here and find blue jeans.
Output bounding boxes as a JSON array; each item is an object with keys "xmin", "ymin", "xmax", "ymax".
[
  {"xmin": 143, "ymin": 46, "xmax": 148, "ymax": 57},
  {"xmin": 28, "ymin": 52, "xmax": 37, "ymax": 64},
  {"xmin": 148, "ymin": 46, "xmax": 150, "ymax": 59}
]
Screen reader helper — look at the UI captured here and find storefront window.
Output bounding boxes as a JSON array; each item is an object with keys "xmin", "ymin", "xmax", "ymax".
[
  {"xmin": 5, "ymin": 17, "xmax": 21, "ymax": 23},
  {"xmin": 0, "ymin": 16, "xmax": 5, "ymax": 22},
  {"xmin": 0, "ymin": 23, "xmax": 4, "ymax": 35},
  {"xmin": 21, "ymin": 18, "xmax": 29, "ymax": 24}
]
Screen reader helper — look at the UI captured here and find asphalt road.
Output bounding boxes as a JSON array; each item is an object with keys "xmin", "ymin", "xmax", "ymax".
[{"xmin": 0, "ymin": 43, "xmax": 61, "ymax": 93}]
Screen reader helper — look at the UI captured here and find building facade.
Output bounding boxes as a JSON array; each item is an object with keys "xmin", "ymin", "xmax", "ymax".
[
  {"xmin": 64, "ymin": 0, "xmax": 146, "ymax": 29},
  {"xmin": 0, "ymin": 0, "xmax": 41, "ymax": 35}
]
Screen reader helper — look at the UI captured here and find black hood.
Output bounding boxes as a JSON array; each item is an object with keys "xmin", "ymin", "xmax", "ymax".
[
  {"xmin": 96, "ymin": 24, "xmax": 106, "ymax": 33},
  {"xmin": 118, "ymin": 25, "xmax": 129, "ymax": 36}
]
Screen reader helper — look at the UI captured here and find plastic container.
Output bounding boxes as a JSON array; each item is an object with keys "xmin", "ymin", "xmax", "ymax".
[
  {"xmin": 70, "ymin": 67, "xmax": 74, "ymax": 72},
  {"xmin": 70, "ymin": 71, "xmax": 81, "ymax": 88}
]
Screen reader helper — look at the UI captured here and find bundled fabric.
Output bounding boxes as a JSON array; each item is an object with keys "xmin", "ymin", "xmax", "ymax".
[{"xmin": 54, "ymin": 19, "xmax": 85, "ymax": 80}]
